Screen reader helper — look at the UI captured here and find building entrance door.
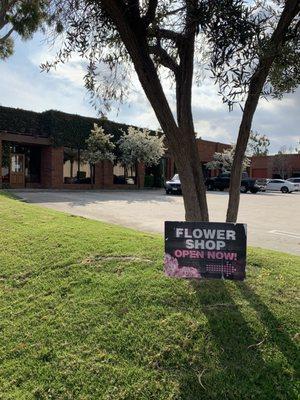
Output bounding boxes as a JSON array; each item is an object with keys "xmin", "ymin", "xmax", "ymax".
[{"xmin": 10, "ymin": 154, "xmax": 25, "ymax": 188}]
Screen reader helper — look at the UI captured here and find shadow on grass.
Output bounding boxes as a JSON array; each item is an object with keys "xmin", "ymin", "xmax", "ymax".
[
  {"xmin": 236, "ymin": 282, "xmax": 298, "ymax": 371},
  {"xmin": 178, "ymin": 280, "xmax": 297, "ymax": 400}
]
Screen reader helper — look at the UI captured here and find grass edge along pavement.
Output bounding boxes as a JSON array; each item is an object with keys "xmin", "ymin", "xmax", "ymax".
[{"xmin": 0, "ymin": 191, "xmax": 299, "ymax": 400}]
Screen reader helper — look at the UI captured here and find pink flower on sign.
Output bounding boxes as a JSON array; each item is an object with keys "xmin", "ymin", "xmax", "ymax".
[
  {"xmin": 164, "ymin": 253, "xmax": 179, "ymax": 276},
  {"xmin": 176, "ymin": 266, "xmax": 201, "ymax": 278},
  {"xmin": 164, "ymin": 253, "xmax": 201, "ymax": 279}
]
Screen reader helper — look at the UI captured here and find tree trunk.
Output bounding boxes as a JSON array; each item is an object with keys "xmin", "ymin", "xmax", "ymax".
[
  {"xmin": 175, "ymin": 23, "xmax": 209, "ymax": 221},
  {"xmin": 175, "ymin": 140, "xmax": 208, "ymax": 221},
  {"xmin": 226, "ymin": 0, "xmax": 299, "ymax": 223},
  {"xmin": 101, "ymin": 0, "xmax": 209, "ymax": 221}
]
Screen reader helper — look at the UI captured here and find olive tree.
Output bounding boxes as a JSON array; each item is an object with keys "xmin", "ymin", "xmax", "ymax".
[
  {"xmin": 43, "ymin": 0, "xmax": 299, "ymax": 222},
  {"xmin": 0, "ymin": 0, "xmax": 49, "ymax": 59},
  {"xmin": 206, "ymin": 0, "xmax": 300, "ymax": 222},
  {"xmin": 44, "ymin": 0, "xmax": 257, "ymax": 221}
]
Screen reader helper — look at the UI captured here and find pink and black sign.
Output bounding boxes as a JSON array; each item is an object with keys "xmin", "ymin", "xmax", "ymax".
[{"xmin": 164, "ymin": 221, "xmax": 247, "ymax": 281}]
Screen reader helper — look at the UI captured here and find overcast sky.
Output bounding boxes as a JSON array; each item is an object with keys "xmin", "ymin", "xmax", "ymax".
[{"xmin": 0, "ymin": 32, "xmax": 299, "ymax": 154}]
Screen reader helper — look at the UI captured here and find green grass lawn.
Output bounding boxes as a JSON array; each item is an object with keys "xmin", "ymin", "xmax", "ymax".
[{"xmin": 0, "ymin": 191, "xmax": 299, "ymax": 400}]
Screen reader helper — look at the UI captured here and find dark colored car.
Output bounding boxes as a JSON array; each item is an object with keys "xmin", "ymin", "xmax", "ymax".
[
  {"xmin": 205, "ymin": 172, "xmax": 260, "ymax": 193},
  {"xmin": 165, "ymin": 174, "xmax": 182, "ymax": 194}
]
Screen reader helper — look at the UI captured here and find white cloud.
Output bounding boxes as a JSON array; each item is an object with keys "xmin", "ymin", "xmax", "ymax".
[{"xmin": 30, "ymin": 48, "xmax": 88, "ymax": 88}]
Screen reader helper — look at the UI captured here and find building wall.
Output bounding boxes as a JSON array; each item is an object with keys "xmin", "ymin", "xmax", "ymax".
[
  {"xmin": 6, "ymin": 127, "xmax": 300, "ymax": 189},
  {"xmin": 250, "ymin": 154, "xmax": 300, "ymax": 178},
  {"xmin": 165, "ymin": 139, "xmax": 231, "ymax": 180},
  {"xmin": 197, "ymin": 139, "xmax": 231, "ymax": 163},
  {"xmin": 41, "ymin": 146, "xmax": 64, "ymax": 188}
]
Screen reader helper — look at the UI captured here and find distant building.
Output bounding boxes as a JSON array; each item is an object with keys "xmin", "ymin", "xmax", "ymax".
[
  {"xmin": 0, "ymin": 106, "xmax": 231, "ymax": 189},
  {"xmin": 250, "ymin": 154, "xmax": 300, "ymax": 179},
  {"xmin": 1, "ymin": 105, "xmax": 298, "ymax": 189}
]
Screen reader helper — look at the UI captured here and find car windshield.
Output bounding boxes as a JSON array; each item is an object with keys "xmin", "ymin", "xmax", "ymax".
[{"xmin": 172, "ymin": 174, "xmax": 179, "ymax": 181}]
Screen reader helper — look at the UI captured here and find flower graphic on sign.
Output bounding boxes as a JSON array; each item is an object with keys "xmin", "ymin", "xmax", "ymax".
[
  {"xmin": 164, "ymin": 253, "xmax": 179, "ymax": 276},
  {"xmin": 164, "ymin": 253, "xmax": 201, "ymax": 279}
]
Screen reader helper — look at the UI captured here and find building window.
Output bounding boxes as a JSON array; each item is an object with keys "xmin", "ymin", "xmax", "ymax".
[
  {"xmin": 113, "ymin": 163, "xmax": 136, "ymax": 185},
  {"xmin": 25, "ymin": 146, "xmax": 41, "ymax": 183},
  {"xmin": 1, "ymin": 142, "xmax": 42, "ymax": 184},
  {"xmin": 63, "ymin": 148, "xmax": 92, "ymax": 184}
]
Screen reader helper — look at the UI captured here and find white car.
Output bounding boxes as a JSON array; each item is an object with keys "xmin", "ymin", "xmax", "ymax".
[
  {"xmin": 265, "ymin": 179, "xmax": 297, "ymax": 193},
  {"xmin": 287, "ymin": 177, "xmax": 300, "ymax": 191}
]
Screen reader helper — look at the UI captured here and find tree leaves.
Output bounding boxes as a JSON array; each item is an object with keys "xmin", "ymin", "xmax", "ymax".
[
  {"xmin": 118, "ymin": 126, "xmax": 165, "ymax": 167},
  {"xmin": 83, "ymin": 123, "xmax": 115, "ymax": 164}
]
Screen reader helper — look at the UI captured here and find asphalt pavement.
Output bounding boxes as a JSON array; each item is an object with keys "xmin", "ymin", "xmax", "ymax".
[{"xmin": 12, "ymin": 189, "xmax": 300, "ymax": 256}]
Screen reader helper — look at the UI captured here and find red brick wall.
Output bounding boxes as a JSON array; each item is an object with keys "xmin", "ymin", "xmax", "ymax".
[
  {"xmin": 165, "ymin": 139, "xmax": 231, "ymax": 180},
  {"xmin": 93, "ymin": 161, "xmax": 114, "ymax": 188},
  {"xmin": 94, "ymin": 162, "xmax": 104, "ymax": 188},
  {"xmin": 103, "ymin": 161, "xmax": 114, "ymax": 187},
  {"xmin": 197, "ymin": 139, "xmax": 231, "ymax": 163},
  {"xmin": 136, "ymin": 162, "xmax": 145, "ymax": 188},
  {"xmin": 41, "ymin": 146, "xmax": 64, "ymax": 188},
  {"xmin": 250, "ymin": 154, "xmax": 300, "ymax": 178}
]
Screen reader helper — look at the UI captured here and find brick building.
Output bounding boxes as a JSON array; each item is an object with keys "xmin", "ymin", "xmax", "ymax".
[
  {"xmin": 164, "ymin": 139, "xmax": 231, "ymax": 180},
  {"xmin": 0, "ymin": 106, "xmax": 148, "ymax": 190},
  {"xmin": 4, "ymin": 105, "xmax": 296, "ymax": 190},
  {"xmin": 0, "ymin": 106, "xmax": 233, "ymax": 190},
  {"xmin": 250, "ymin": 154, "xmax": 300, "ymax": 179}
]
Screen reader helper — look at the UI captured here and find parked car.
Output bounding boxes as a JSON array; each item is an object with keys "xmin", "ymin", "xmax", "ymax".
[
  {"xmin": 255, "ymin": 178, "xmax": 267, "ymax": 192},
  {"xmin": 165, "ymin": 174, "xmax": 182, "ymax": 194},
  {"xmin": 205, "ymin": 172, "xmax": 260, "ymax": 193},
  {"xmin": 287, "ymin": 177, "xmax": 300, "ymax": 191},
  {"xmin": 265, "ymin": 179, "xmax": 297, "ymax": 193}
]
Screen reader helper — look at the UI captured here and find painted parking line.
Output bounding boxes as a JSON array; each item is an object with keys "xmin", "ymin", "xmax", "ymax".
[{"xmin": 269, "ymin": 230, "xmax": 300, "ymax": 239}]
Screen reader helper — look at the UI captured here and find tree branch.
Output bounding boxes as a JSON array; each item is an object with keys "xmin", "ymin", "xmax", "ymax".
[
  {"xmin": 127, "ymin": 0, "xmax": 140, "ymax": 19},
  {"xmin": 0, "ymin": 0, "xmax": 18, "ymax": 30},
  {"xmin": 148, "ymin": 27, "xmax": 184, "ymax": 43},
  {"xmin": 226, "ymin": 0, "xmax": 300, "ymax": 222},
  {"xmin": 142, "ymin": 0, "xmax": 158, "ymax": 27},
  {"xmin": 148, "ymin": 43, "xmax": 179, "ymax": 74},
  {"xmin": 0, "ymin": 26, "xmax": 14, "ymax": 43}
]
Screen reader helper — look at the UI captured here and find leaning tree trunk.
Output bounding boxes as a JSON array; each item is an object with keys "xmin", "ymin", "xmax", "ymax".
[
  {"xmin": 226, "ymin": 0, "xmax": 300, "ymax": 223},
  {"xmin": 102, "ymin": 0, "xmax": 209, "ymax": 221},
  {"xmin": 175, "ymin": 25, "xmax": 209, "ymax": 222}
]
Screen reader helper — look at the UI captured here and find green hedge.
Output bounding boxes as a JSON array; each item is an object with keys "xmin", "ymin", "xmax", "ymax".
[{"xmin": 0, "ymin": 106, "xmax": 142, "ymax": 150}]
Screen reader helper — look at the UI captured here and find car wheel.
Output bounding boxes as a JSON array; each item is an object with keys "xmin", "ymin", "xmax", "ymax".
[
  {"xmin": 166, "ymin": 189, "xmax": 171, "ymax": 195},
  {"xmin": 207, "ymin": 183, "xmax": 215, "ymax": 191},
  {"xmin": 240, "ymin": 185, "xmax": 248, "ymax": 193},
  {"xmin": 281, "ymin": 186, "xmax": 289, "ymax": 193},
  {"xmin": 219, "ymin": 187, "xmax": 224, "ymax": 192},
  {"xmin": 250, "ymin": 188, "xmax": 259, "ymax": 194}
]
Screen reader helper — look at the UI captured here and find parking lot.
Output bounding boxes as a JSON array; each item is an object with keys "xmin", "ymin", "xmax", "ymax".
[{"xmin": 13, "ymin": 189, "xmax": 300, "ymax": 255}]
